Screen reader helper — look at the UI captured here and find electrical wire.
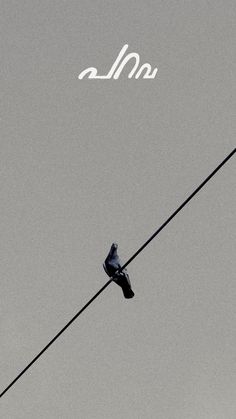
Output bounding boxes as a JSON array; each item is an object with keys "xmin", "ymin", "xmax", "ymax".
[{"xmin": 0, "ymin": 148, "xmax": 235, "ymax": 398}]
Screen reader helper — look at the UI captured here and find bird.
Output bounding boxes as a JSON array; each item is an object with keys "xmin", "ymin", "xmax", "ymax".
[{"xmin": 103, "ymin": 243, "xmax": 134, "ymax": 299}]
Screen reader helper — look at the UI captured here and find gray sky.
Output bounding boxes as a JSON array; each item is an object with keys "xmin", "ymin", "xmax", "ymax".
[{"xmin": 1, "ymin": 1, "xmax": 235, "ymax": 418}]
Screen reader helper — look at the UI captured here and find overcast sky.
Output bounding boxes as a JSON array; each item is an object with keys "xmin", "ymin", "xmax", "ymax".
[{"xmin": 1, "ymin": 1, "xmax": 236, "ymax": 418}]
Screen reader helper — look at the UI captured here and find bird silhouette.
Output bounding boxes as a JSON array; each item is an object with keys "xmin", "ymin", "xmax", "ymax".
[{"xmin": 103, "ymin": 243, "xmax": 134, "ymax": 299}]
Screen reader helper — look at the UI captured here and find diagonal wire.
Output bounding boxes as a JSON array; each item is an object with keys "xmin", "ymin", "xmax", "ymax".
[
  {"xmin": 118, "ymin": 148, "xmax": 235, "ymax": 272},
  {"xmin": 0, "ymin": 279, "xmax": 112, "ymax": 398},
  {"xmin": 0, "ymin": 148, "xmax": 235, "ymax": 398}
]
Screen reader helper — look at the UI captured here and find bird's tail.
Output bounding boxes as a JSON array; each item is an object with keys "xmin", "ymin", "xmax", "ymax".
[
  {"xmin": 122, "ymin": 287, "xmax": 135, "ymax": 299},
  {"xmin": 116, "ymin": 274, "xmax": 135, "ymax": 299}
]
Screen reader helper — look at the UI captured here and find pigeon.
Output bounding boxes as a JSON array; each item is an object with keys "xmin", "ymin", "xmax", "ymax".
[{"xmin": 103, "ymin": 243, "xmax": 134, "ymax": 299}]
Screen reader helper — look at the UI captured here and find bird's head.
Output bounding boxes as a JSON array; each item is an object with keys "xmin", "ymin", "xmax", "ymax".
[{"xmin": 111, "ymin": 242, "xmax": 118, "ymax": 250}]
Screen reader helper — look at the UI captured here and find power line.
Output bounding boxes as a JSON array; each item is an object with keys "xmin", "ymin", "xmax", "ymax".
[
  {"xmin": 118, "ymin": 148, "xmax": 235, "ymax": 272},
  {"xmin": 0, "ymin": 279, "xmax": 112, "ymax": 398},
  {"xmin": 1, "ymin": 148, "xmax": 235, "ymax": 398}
]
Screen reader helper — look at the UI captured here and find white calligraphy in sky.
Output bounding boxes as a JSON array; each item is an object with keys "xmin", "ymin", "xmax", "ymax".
[{"xmin": 78, "ymin": 44, "xmax": 158, "ymax": 80}]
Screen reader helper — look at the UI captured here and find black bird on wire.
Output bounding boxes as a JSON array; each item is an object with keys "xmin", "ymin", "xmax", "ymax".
[
  {"xmin": 1, "ymin": 149, "xmax": 234, "ymax": 398},
  {"xmin": 103, "ymin": 243, "xmax": 135, "ymax": 299}
]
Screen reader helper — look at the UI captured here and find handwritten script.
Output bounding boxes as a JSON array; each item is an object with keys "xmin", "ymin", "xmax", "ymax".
[{"xmin": 78, "ymin": 44, "xmax": 158, "ymax": 80}]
